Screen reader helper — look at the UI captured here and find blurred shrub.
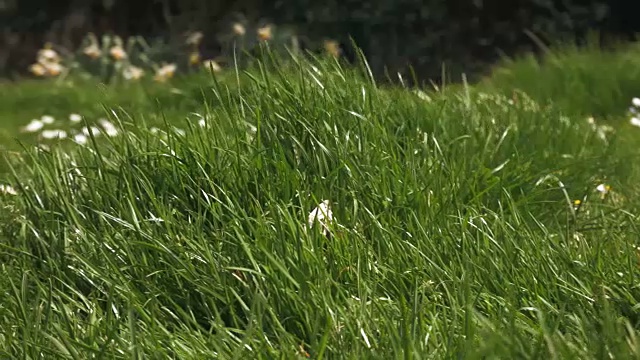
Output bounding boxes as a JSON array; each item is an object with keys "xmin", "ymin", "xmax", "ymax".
[{"xmin": 0, "ymin": 0, "xmax": 630, "ymax": 84}]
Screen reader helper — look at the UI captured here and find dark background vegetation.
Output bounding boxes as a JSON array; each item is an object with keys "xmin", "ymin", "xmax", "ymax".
[{"xmin": 1, "ymin": 0, "xmax": 639, "ymax": 83}]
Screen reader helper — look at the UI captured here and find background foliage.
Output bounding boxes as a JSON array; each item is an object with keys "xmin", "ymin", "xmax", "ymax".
[{"xmin": 1, "ymin": 0, "xmax": 638, "ymax": 83}]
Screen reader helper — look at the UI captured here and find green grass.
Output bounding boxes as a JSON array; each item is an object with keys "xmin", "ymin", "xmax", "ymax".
[{"xmin": 0, "ymin": 48, "xmax": 640, "ymax": 358}]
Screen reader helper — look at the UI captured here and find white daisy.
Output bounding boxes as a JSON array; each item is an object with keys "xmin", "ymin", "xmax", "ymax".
[
  {"xmin": 40, "ymin": 129, "xmax": 67, "ymax": 139},
  {"xmin": 73, "ymin": 133, "xmax": 88, "ymax": 145},
  {"xmin": 82, "ymin": 126, "xmax": 101, "ymax": 136},
  {"xmin": 98, "ymin": 118, "xmax": 119, "ymax": 137},
  {"xmin": 22, "ymin": 119, "xmax": 44, "ymax": 133},
  {"xmin": 40, "ymin": 115, "xmax": 55, "ymax": 124},
  {"xmin": 69, "ymin": 114, "xmax": 82, "ymax": 123}
]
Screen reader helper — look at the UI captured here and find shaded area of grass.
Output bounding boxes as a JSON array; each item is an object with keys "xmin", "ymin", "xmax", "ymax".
[
  {"xmin": 482, "ymin": 40, "xmax": 640, "ymax": 122},
  {"xmin": 0, "ymin": 51, "xmax": 639, "ymax": 358}
]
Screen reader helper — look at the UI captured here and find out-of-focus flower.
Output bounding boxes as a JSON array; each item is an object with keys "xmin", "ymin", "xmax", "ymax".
[
  {"xmin": 37, "ymin": 45, "xmax": 60, "ymax": 63},
  {"xmin": 109, "ymin": 45, "xmax": 127, "ymax": 61},
  {"xmin": 0, "ymin": 184, "xmax": 17, "ymax": 196},
  {"xmin": 41, "ymin": 115, "xmax": 55, "ymax": 124},
  {"xmin": 631, "ymin": 117, "xmax": 640, "ymax": 128},
  {"xmin": 82, "ymin": 126, "xmax": 101, "ymax": 137},
  {"xmin": 154, "ymin": 63, "xmax": 177, "ymax": 82},
  {"xmin": 232, "ymin": 22, "xmax": 246, "ymax": 36},
  {"xmin": 99, "ymin": 118, "xmax": 119, "ymax": 137},
  {"xmin": 73, "ymin": 133, "xmax": 88, "ymax": 145},
  {"xmin": 21, "ymin": 119, "xmax": 44, "ymax": 133},
  {"xmin": 202, "ymin": 59, "xmax": 221, "ymax": 73},
  {"xmin": 69, "ymin": 114, "xmax": 82, "ymax": 123},
  {"xmin": 123, "ymin": 65, "xmax": 144, "ymax": 80},
  {"xmin": 29, "ymin": 63, "xmax": 47, "ymax": 77},
  {"xmin": 186, "ymin": 31, "xmax": 203, "ymax": 46},
  {"xmin": 83, "ymin": 43, "xmax": 102, "ymax": 59},
  {"xmin": 307, "ymin": 200, "xmax": 334, "ymax": 237},
  {"xmin": 189, "ymin": 51, "xmax": 201, "ymax": 66},
  {"xmin": 44, "ymin": 62, "xmax": 64, "ymax": 76},
  {"xmin": 40, "ymin": 129, "xmax": 67, "ymax": 139},
  {"xmin": 633, "ymin": 97, "xmax": 640, "ymax": 108},
  {"xmin": 323, "ymin": 39, "xmax": 341, "ymax": 58},
  {"xmin": 257, "ymin": 25, "xmax": 273, "ymax": 41}
]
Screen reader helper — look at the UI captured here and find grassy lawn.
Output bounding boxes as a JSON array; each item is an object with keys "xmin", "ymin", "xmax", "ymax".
[{"xmin": 1, "ymin": 46, "xmax": 640, "ymax": 358}]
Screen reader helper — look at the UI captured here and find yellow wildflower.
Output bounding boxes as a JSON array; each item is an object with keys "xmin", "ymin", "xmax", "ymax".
[
  {"xmin": 189, "ymin": 51, "xmax": 201, "ymax": 66},
  {"xmin": 257, "ymin": 25, "xmax": 273, "ymax": 41},
  {"xmin": 323, "ymin": 39, "xmax": 341, "ymax": 58}
]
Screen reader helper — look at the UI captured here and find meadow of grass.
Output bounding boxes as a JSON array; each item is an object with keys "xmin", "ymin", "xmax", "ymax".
[{"xmin": 0, "ymin": 46, "xmax": 640, "ymax": 359}]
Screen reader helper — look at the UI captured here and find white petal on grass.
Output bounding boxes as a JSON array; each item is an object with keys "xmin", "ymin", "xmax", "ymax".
[
  {"xmin": 0, "ymin": 184, "xmax": 17, "ymax": 195},
  {"xmin": 198, "ymin": 118, "xmax": 206, "ymax": 127},
  {"xmin": 633, "ymin": 97, "xmax": 640, "ymax": 108},
  {"xmin": 69, "ymin": 113, "xmax": 82, "ymax": 123},
  {"xmin": 631, "ymin": 117, "xmax": 640, "ymax": 127},
  {"xmin": 307, "ymin": 200, "xmax": 334, "ymax": 236},
  {"xmin": 40, "ymin": 115, "xmax": 55, "ymax": 124},
  {"xmin": 22, "ymin": 119, "xmax": 44, "ymax": 133},
  {"xmin": 40, "ymin": 129, "xmax": 67, "ymax": 139}
]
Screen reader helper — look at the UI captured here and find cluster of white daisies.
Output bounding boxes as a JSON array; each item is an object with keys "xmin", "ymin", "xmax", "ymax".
[{"xmin": 21, "ymin": 114, "xmax": 119, "ymax": 145}]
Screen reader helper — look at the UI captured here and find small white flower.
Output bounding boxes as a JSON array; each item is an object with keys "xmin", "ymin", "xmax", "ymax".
[
  {"xmin": 69, "ymin": 113, "xmax": 82, "ymax": 123},
  {"xmin": 98, "ymin": 119, "xmax": 119, "ymax": 137},
  {"xmin": 633, "ymin": 97, "xmax": 640, "ymax": 108},
  {"xmin": 596, "ymin": 183, "xmax": 611, "ymax": 199},
  {"xmin": 122, "ymin": 66, "xmax": 144, "ymax": 80},
  {"xmin": 631, "ymin": 117, "xmax": 640, "ymax": 127},
  {"xmin": 73, "ymin": 133, "xmax": 88, "ymax": 144},
  {"xmin": 82, "ymin": 126, "xmax": 101, "ymax": 136},
  {"xmin": 596, "ymin": 183, "xmax": 610, "ymax": 193},
  {"xmin": 22, "ymin": 119, "xmax": 44, "ymax": 133},
  {"xmin": 38, "ymin": 48, "xmax": 59, "ymax": 62},
  {"xmin": 40, "ymin": 115, "xmax": 55, "ymax": 124},
  {"xmin": 0, "ymin": 184, "xmax": 17, "ymax": 195},
  {"xmin": 40, "ymin": 129, "xmax": 67, "ymax": 139},
  {"xmin": 202, "ymin": 59, "xmax": 222, "ymax": 73},
  {"xmin": 307, "ymin": 200, "xmax": 334, "ymax": 236},
  {"xmin": 198, "ymin": 118, "xmax": 206, "ymax": 127}
]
